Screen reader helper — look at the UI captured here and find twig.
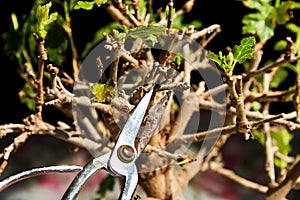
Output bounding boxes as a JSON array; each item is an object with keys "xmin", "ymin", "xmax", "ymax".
[
  {"xmin": 103, "ymin": 4, "xmax": 133, "ymax": 27},
  {"xmin": 245, "ymin": 56, "xmax": 300, "ymax": 79},
  {"xmin": 113, "ymin": 0, "xmax": 141, "ymax": 26},
  {"xmin": 265, "ymin": 160, "xmax": 300, "ymax": 200},
  {"xmin": 262, "ymin": 70, "xmax": 277, "ymax": 188},
  {"xmin": 0, "ymin": 124, "xmax": 26, "ymax": 138},
  {"xmin": 0, "ymin": 132, "xmax": 31, "ymax": 175},
  {"xmin": 33, "ymin": 33, "xmax": 47, "ymax": 119},
  {"xmin": 155, "ymin": 0, "xmax": 195, "ymax": 27},
  {"xmin": 228, "ymin": 75, "xmax": 252, "ymax": 140},
  {"xmin": 245, "ymin": 90, "xmax": 296, "ymax": 103},
  {"xmin": 200, "ymin": 26, "xmax": 221, "ymax": 48},
  {"xmin": 167, "ymin": 0, "xmax": 174, "ymax": 30},
  {"xmin": 111, "ymin": 48, "xmax": 120, "ymax": 87},
  {"xmin": 131, "ymin": 0, "xmax": 141, "ymax": 22},
  {"xmin": 120, "ymin": 50, "xmax": 139, "ymax": 67},
  {"xmin": 182, "ymin": 114, "xmax": 284, "ymax": 142},
  {"xmin": 210, "ymin": 163, "xmax": 268, "ymax": 193},
  {"xmin": 190, "ymin": 24, "xmax": 221, "ymax": 41},
  {"xmin": 63, "ymin": 0, "xmax": 79, "ymax": 80}
]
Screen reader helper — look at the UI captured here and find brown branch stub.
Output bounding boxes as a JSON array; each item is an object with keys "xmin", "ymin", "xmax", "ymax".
[
  {"xmin": 167, "ymin": 0, "xmax": 174, "ymax": 30},
  {"xmin": 228, "ymin": 75, "xmax": 253, "ymax": 140}
]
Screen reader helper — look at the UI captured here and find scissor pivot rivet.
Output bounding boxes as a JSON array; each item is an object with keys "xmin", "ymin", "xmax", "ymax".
[{"xmin": 117, "ymin": 145, "xmax": 135, "ymax": 163}]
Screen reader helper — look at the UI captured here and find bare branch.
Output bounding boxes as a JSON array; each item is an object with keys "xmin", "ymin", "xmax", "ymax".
[{"xmin": 210, "ymin": 163, "xmax": 268, "ymax": 194}]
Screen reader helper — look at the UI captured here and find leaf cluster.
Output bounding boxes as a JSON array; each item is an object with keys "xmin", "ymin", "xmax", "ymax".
[
  {"xmin": 208, "ymin": 36, "xmax": 256, "ymax": 76},
  {"xmin": 36, "ymin": 2, "xmax": 58, "ymax": 38},
  {"xmin": 242, "ymin": 0, "xmax": 300, "ymax": 42}
]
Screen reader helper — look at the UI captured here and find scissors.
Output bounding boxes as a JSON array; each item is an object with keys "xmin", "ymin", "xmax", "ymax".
[{"xmin": 62, "ymin": 85, "xmax": 171, "ymax": 200}]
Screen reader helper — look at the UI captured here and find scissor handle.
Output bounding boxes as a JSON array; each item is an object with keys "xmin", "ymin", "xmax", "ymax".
[
  {"xmin": 119, "ymin": 165, "xmax": 139, "ymax": 200},
  {"xmin": 62, "ymin": 152, "xmax": 110, "ymax": 200}
]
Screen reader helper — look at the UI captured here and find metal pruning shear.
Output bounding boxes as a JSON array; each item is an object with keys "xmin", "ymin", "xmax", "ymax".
[{"xmin": 62, "ymin": 85, "xmax": 170, "ymax": 200}]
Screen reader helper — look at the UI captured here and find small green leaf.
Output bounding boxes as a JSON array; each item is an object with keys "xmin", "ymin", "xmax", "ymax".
[
  {"xmin": 74, "ymin": 0, "xmax": 108, "ymax": 10},
  {"xmin": 252, "ymin": 129, "xmax": 265, "ymax": 144},
  {"xmin": 165, "ymin": 5, "xmax": 175, "ymax": 19},
  {"xmin": 232, "ymin": 36, "xmax": 256, "ymax": 64},
  {"xmin": 11, "ymin": 13, "xmax": 19, "ymax": 31},
  {"xmin": 74, "ymin": 1, "xmax": 95, "ymax": 10},
  {"xmin": 172, "ymin": 102, "xmax": 180, "ymax": 112},
  {"xmin": 91, "ymin": 80, "xmax": 115, "ymax": 102},
  {"xmin": 190, "ymin": 20, "xmax": 202, "ymax": 29},
  {"xmin": 172, "ymin": 55, "xmax": 184, "ymax": 66},
  {"xmin": 271, "ymin": 128, "xmax": 293, "ymax": 168},
  {"xmin": 252, "ymin": 101, "xmax": 262, "ymax": 111},
  {"xmin": 286, "ymin": 23, "xmax": 300, "ymax": 34},
  {"xmin": 274, "ymin": 40, "xmax": 287, "ymax": 51},
  {"xmin": 207, "ymin": 51, "xmax": 222, "ymax": 67}
]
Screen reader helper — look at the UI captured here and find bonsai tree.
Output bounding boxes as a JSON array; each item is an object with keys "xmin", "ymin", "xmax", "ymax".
[{"xmin": 1, "ymin": 0, "xmax": 300, "ymax": 199}]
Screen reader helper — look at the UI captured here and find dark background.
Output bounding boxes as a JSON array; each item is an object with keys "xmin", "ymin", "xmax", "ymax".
[{"xmin": 0, "ymin": 0, "xmax": 299, "ymax": 199}]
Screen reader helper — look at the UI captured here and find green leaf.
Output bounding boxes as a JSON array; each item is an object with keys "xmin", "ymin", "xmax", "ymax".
[
  {"xmin": 74, "ymin": 0, "xmax": 108, "ymax": 10},
  {"xmin": 270, "ymin": 67, "xmax": 289, "ymax": 89},
  {"xmin": 271, "ymin": 128, "xmax": 293, "ymax": 168},
  {"xmin": 11, "ymin": 13, "xmax": 19, "ymax": 31},
  {"xmin": 74, "ymin": 1, "xmax": 95, "ymax": 10},
  {"xmin": 242, "ymin": 0, "xmax": 274, "ymax": 41},
  {"xmin": 172, "ymin": 55, "xmax": 184, "ymax": 66},
  {"xmin": 232, "ymin": 36, "xmax": 256, "ymax": 64},
  {"xmin": 207, "ymin": 51, "xmax": 223, "ymax": 67},
  {"xmin": 190, "ymin": 20, "xmax": 202, "ymax": 29},
  {"xmin": 252, "ymin": 129, "xmax": 265, "ymax": 144},
  {"xmin": 127, "ymin": 25, "xmax": 167, "ymax": 47},
  {"xmin": 172, "ymin": 102, "xmax": 180, "ymax": 112},
  {"xmin": 252, "ymin": 101, "xmax": 262, "ymax": 111},
  {"xmin": 274, "ymin": 1, "xmax": 295, "ymax": 25},
  {"xmin": 91, "ymin": 80, "xmax": 115, "ymax": 102},
  {"xmin": 36, "ymin": 2, "xmax": 58, "ymax": 38},
  {"xmin": 208, "ymin": 50, "xmax": 231, "ymax": 74},
  {"xmin": 274, "ymin": 40, "xmax": 287, "ymax": 51},
  {"xmin": 286, "ymin": 23, "xmax": 300, "ymax": 34},
  {"xmin": 242, "ymin": 0, "xmax": 300, "ymax": 42},
  {"xmin": 165, "ymin": 5, "xmax": 176, "ymax": 19},
  {"xmin": 96, "ymin": 175, "xmax": 115, "ymax": 198},
  {"xmin": 208, "ymin": 36, "xmax": 255, "ymax": 76}
]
